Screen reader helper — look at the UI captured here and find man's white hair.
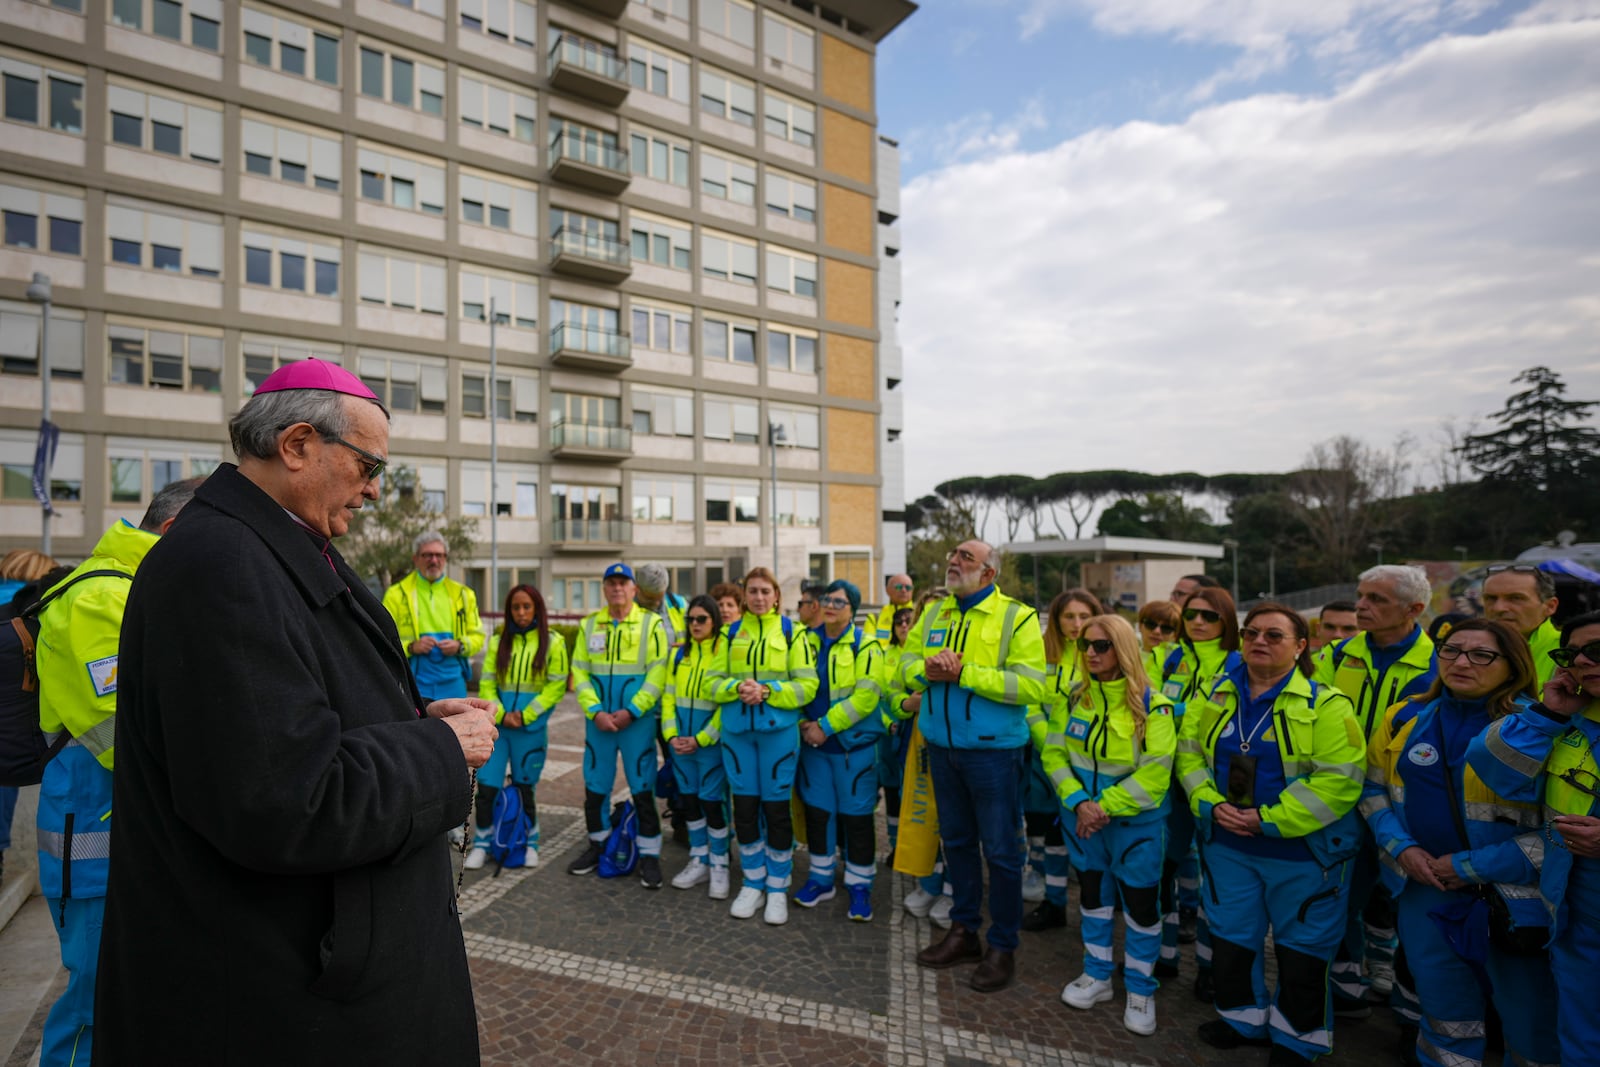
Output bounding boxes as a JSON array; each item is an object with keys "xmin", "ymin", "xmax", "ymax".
[{"xmin": 1359, "ymin": 564, "xmax": 1430, "ymax": 607}]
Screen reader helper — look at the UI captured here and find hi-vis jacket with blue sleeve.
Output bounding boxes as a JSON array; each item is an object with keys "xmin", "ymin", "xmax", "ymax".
[
  {"xmin": 479, "ymin": 629, "xmax": 569, "ymax": 726},
  {"xmin": 1468, "ymin": 699, "xmax": 1600, "ymax": 934},
  {"xmin": 712, "ymin": 611, "xmax": 819, "ymax": 734},
  {"xmin": 571, "ymin": 603, "xmax": 669, "ymax": 720},
  {"xmin": 1177, "ymin": 668, "xmax": 1366, "ymax": 868},
  {"xmin": 380, "ymin": 572, "xmax": 486, "ymax": 658},
  {"xmin": 1161, "ymin": 638, "xmax": 1240, "ymax": 718},
  {"xmin": 1041, "ymin": 676, "xmax": 1176, "ymax": 824},
  {"xmin": 899, "ymin": 586, "xmax": 1048, "ymax": 750},
  {"xmin": 661, "ymin": 634, "xmax": 729, "ymax": 748},
  {"xmin": 1361, "ymin": 695, "xmax": 1546, "ymax": 930},
  {"xmin": 1314, "ymin": 628, "xmax": 1436, "ymax": 740},
  {"xmin": 1027, "ymin": 654, "xmax": 1084, "ymax": 752},
  {"xmin": 810, "ymin": 624, "xmax": 888, "ymax": 751}
]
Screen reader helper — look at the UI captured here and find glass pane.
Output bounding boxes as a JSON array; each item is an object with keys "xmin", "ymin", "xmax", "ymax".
[
  {"xmin": 245, "ymin": 152, "xmax": 272, "ymax": 175},
  {"xmin": 48, "ymin": 78, "xmax": 82, "ymax": 134},
  {"xmin": 361, "ymin": 170, "xmax": 384, "ymax": 200},
  {"xmin": 111, "ymin": 112, "xmax": 142, "ymax": 147},
  {"xmin": 314, "ymin": 259, "xmax": 338, "ymax": 296},
  {"xmin": 112, "ymin": 0, "xmax": 141, "ymax": 28},
  {"xmin": 244, "ymin": 32, "xmax": 272, "ymax": 66},
  {"xmin": 110, "ymin": 458, "xmax": 142, "ymax": 503},
  {"xmin": 390, "ymin": 57, "xmax": 413, "ymax": 106},
  {"xmin": 732, "ymin": 328, "xmax": 754, "ymax": 364},
  {"xmin": 280, "ymin": 252, "xmax": 306, "ymax": 291},
  {"xmin": 767, "ymin": 333, "xmax": 787, "ymax": 369},
  {"xmin": 315, "ymin": 34, "xmax": 339, "ymax": 84},
  {"xmin": 110, "ymin": 334, "xmax": 144, "ymax": 385},
  {"xmin": 392, "ymin": 178, "xmax": 415, "ymax": 209},
  {"xmin": 360, "ymin": 48, "xmax": 385, "ymax": 96},
  {"xmin": 151, "ymin": 244, "xmax": 181, "ymax": 272},
  {"xmin": 49, "ymin": 217, "xmax": 81, "ymax": 255},
  {"xmin": 794, "ymin": 336, "xmax": 816, "ymax": 374},
  {"xmin": 152, "ymin": 0, "xmax": 182, "ymax": 40},
  {"xmin": 245, "ymin": 246, "xmax": 272, "ymax": 285},
  {"xmin": 111, "ymin": 238, "xmax": 141, "ymax": 265},
  {"xmin": 191, "ymin": 15, "xmax": 219, "ymax": 51},
  {"xmin": 3, "ymin": 212, "xmax": 36, "ymax": 249},
  {"xmin": 151, "ymin": 121, "xmax": 181, "ymax": 156},
  {"xmin": 280, "ymin": 161, "xmax": 306, "ymax": 183},
  {"xmin": 281, "ymin": 43, "xmax": 306, "ymax": 77}
]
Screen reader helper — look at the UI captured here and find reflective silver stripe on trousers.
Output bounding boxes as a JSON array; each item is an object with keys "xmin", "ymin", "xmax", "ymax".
[{"xmin": 37, "ymin": 829, "xmax": 111, "ymax": 861}]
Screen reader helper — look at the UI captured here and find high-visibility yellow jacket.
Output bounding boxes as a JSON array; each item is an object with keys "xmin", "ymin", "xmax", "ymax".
[
  {"xmin": 661, "ymin": 634, "xmax": 728, "ymax": 747},
  {"xmin": 711, "ymin": 611, "xmax": 818, "ymax": 734},
  {"xmin": 810, "ymin": 624, "xmax": 887, "ymax": 751},
  {"xmin": 1041, "ymin": 676, "xmax": 1176, "ymax": 823},
  {"xmin": 479, "ymin": 629, "xmax": 569, "ymax": 727},
  {"xmin": 571, "ymin": 603, "xmax": 669, "ymax": 720},
  {"xmin": 1313, "ymin": 627, "xmax": 1436, "ymax": 740},
  {"xmin": 381, "ymin": 572, "xmax": 486, "ymax": 657}
]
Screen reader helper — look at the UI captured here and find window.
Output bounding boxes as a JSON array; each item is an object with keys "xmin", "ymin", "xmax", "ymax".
[
  {"xmin": 241, "ymin": 227, "xmax": 339, "ymax": 294},
  {"xmin": 700, "ymin": 149, "xmax": 756, "ymax": 205},
  {"xmin": 459, "ymin": 269, "xmax": 537, "ymax": 328},
  {"xmin": 632, "ymin": 473, "xmax": 693, "ymax": 523},
  {"xmin": 762, "ymin": 11, "xmax": 814, "ymax": 73},
  {"xmin": 629, "ymin": 211, "xmax": 690, "ymax": 270},
  {"xmin": 461, "ymin": 370, "xmax": 537, "ymax": 422},
  {"xmin": 699, "ymin": 0, "xmax": 753, "ymax": 46},
  {"xmin": 242, "ymin": 8, "xmax": 340, "ymax": 85},
  {"xmin": 552, "ymin": 392, "xmax": 621, "ymax": 432},
  {"xmin": 460, "ymin": 0, "xmax": 536, "ymax": 46},
  {"xmin": 358, "ymin": 248, "xmax": 445, "ymax": 313},
  {"xmin": 461, "ymin": 170, "xmax": 537, "ymax": 235},
  {"xmin": 703, "ymin": 395, "xmax": 758, "ymax": 443},
  {"xmin": 0, "ymin": 58, "xmax": 87, "ymax": 136},
  {"xmin": 0, "ymin": 301, "xmax": 85, "ymax": 380},
  {"xmin": 0, "ymin": 428, "xmax": 82, "ymax": 501},
  {"xmin": 701, "ymin": 230, "xmax": 757, "ymax": 285},
  {"xmin": 629, "ymin": 127, "xmax": 689, "ymax": 186},
  {"xmin": 458, "ymin": 74, "xmax": 536, "ymax": 142},
  {"xmin": 766, "ymin": 246, "xmax": 817, "ymax": 298},
  {"xmin": 766, "ymin": 325, "xmax": 817, "ymax": 373},
  {"xmin": 358, "ymin": 43, "xmax": 443, "ymax": 115},
  {"xmin": 631, "ymin": 301, "xmax": 691, "ymax": 354},
  {"xmin": 243, "ymin": 116, "xmax": 341, "ymax": 191},
  {"xmin": 768, "ymin": 404, "xmax": 819, "ymax": 449},
  {"xmin": 765, "ymin": 170, "xmax": 815, "ymax": 222},
  {"xmin": 462, "ymin": 462, "xmax": 539, "ymax": 517},
  {"xmin": 357, "ymin": 351, "xmax": 446, "ymax": 414},
  {"xmin": 106, "ymin": 440, "xmax": 220, "ymax": 506},
  {"xmin": 631, "ymin": 387, "xmax": 693, "ymax": 437},
  {"xmin": 107, "ymin": 320, "xmax": 223, "ymax": 392},
  {"xmin": 702, "ymin": 315, "xmax": 756, "ymax": 363},
  {"xmin": 110, "ymin": 0, "xmax": 223, "ymax": 51},
  {"xmin": 0, "ymin": 182, "xmax": 83, "ymax": 256},
  {"xmin": 358, "ymin": 144, "xmax": 445, "ymax": 214},
  {"xmin": 704, "ymin": 478, "xmax": 758, "ymax": 524},
  {"xmin": 242, "ymin": 336, "xmax": 341, "ymax": 395},
  {"xmin": 550, "ymin": 208, "xmax": 620, "ymax": 260},
  {"xmin": 106, "ymin": 84, "xmax": 222, "ymax": 163},
  {"xmin": 627, "ymin": 38, "xmax": 689, "ymax": 103},
  {"xmin": 549, "ymin": 119, "xmax": 623, "ymax": 170},
  {"xmin": 699, "ymin": 66, "xmax": 754, "ymax": 126},
  {"xmin": 107, "ymin": 201, "xmax": 223, "ymax": 277},
  {"xmin": 550, "ymin": 299, "xmax": 622, "ymax": 355},
  {"xmin": 764, "ymin": 90, "xmax": 814, "ymax": 147},
  {"xmin": 548, "ymin": 577, "xmax": 602, "ymax": 613},
  {"xmin": 773, "ymin": 483, "xmax": 819, "ymax": 527},
  {"xmin": 551, "ymin": 484, "xmax": 621, "ymax": 536},
  {"xmin": 397, "ymin": 461, "xmax": 447, "ymax": 513}
]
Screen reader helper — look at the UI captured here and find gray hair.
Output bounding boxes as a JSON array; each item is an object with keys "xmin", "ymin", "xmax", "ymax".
[
  {"xmin": 229, "ymin": 389, "xmax": 363, "ymax": 461},
  {"xmin": 140, "ymin": 475, "xmax": 205, "ymax": 532},
  {"xmin": 1360, "ymin": 564, "xmax": 1431, "ymax": 608},
  {"xmin": 635, "ymin": 562, "xmax": 669, "ymax": 593},
  {"xmin": 983, "ymin": 541, "xmax": 1005, "ymax": 578},
  {"xmin": 413, "ymin": 530, "xmax": 447, "ymax": 555}
]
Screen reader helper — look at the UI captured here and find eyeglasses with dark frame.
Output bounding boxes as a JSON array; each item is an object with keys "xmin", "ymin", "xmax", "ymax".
[
  {"xmin": 686, "ymin": 613, "xmax": 715, "ymax": 626},
  {"xmin": 1438, "ymin": 644, "xmax": 1505, "ymax": 667},
  {"xmin": 1076, "ymin": 637, "xmax": 1114, "ymax": 655},
  {"xmin": 1549, "ymin": 641, "xmax": 1600, "ymax": 669},
  {"xmin": 1183, "ymin": 608, "xmax": 1222, "ymax": 624},
  {"xmin": 1239, "ymin": 626, "xmax": 1293, "ymax": 645},
  {"xmin": 820, "ymin": 596, "xmax": 851, "ymax": 609},
  {"xmin": 320, "ymin": 431, "xmax": 387, "ymax": 482},
  {"xmin": 1558, "ymin": 766, "xmax": 1600, "ymax": 801}
]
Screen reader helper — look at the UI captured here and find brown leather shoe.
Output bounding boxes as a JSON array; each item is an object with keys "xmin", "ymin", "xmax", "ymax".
[
  {"xmin": 916, "ymin": 924, "xmax": 982, "ymax": 969},
  {"xmin": 968, "ymin": 946, "xmax": 1016, "ymax": 993}
]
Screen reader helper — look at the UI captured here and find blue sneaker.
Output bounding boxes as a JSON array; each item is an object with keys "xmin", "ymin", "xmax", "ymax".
[
  {"xmin": 847, "ymin": 885, "xmax": 873, "ymax": 922},
  {"xmin": 793, "ymin": 879, "xmax": 836, "ymax": 908}
]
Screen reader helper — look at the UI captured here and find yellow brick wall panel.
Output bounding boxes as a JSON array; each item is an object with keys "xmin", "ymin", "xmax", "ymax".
[
  {"xmin": 826, "ymin": 333, "xmax": 875, "ymax": 401},
  {"xmin": 827, "ymin": 407, "xmax": 876, "ymax": 474},
  {"xmin": 821, "ymin": 108, "xmax": 873, "ymax": 184},
  {"xmin": 828, "ymin": 483, "xmax": 878, "ymax": 546},
  {"xmin": 823, "ymin": 183, "xmax": 873, "ymax": 257},
  {"xmin": 823, "ymin": 258, "xmax": 874, "ymax": 329},
  {"xmin": 821, "ymin": 35, "xmax": 873, "ymax": 113}
]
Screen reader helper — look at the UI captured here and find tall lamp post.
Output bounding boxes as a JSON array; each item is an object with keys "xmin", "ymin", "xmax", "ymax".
[
  {"xmin": 767, "ymin": 420, "xmax": 786, "ymax": 574},
  {"xmin": 26, "ymin": 272, "xmax": 53, "ymax": 557},
  {"xmin": 488, "ymin": 296, "xmax": 498, "ymax": 605},
  {"xmin": 1222, "ymin": 538, "xmax": 1239, "ymax": 605}
]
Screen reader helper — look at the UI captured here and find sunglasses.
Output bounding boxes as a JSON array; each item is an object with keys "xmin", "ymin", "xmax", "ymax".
[
  {"xmin": 1239, "ymin": 626, "xmax": 1292, "ymax": 645},
  {"xmin": 1550, "ymin": 641, "xmax": 1600, "ymax": 668},
  {"xmin": 321, "ymin": 432, "xmax": 386, "ymax": 482},
  {"xmin": 1183, "ymin": 608, "xmax": 1222, "ymax": 624},
  {"xmin": 1485, "ymin": 563, "xmax": 1540, "ymax": 576},
  {"xmin": 1559, "ymin": 766, "xmax": 1600, "ymax": 801},
  {"xmin": 1076, "ymin": 637, "xmax": 1114, "ymax": 655},
  {"xmin": 687, "ymin": 613, "xmax": 715, "ymax": 625},
  {"xmin": 890, "ymin": 583, "xmax": 912, "ymax": 592},
  {"xmin": 820, "ymin": 596, "xmax": 851, "ymax": 609},
  {"xmin": 1141, "ymin": 621, "xmax": 1176, "ymax": 634},
  {"xmin": 1438, "ymin": 644, "xmax": 1503, "ymax": 666}
]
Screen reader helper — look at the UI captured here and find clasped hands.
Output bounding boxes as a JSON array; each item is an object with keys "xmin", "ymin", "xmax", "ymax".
[
  {"xmin": 924, "ymin": 651, "xmax": 963, "ymax": 682},
  {"xmin": 411, "ymin": 636, "xmax": 462, "ymax": 656},
  {"xmin": 1212, "ymin": 802, "xmax": 1264, "ymax": 837},
  {"xmin": 1395, "ymin": 846, "xmax": 1468, "ymax": 890},
  {"xmin": 593, "ymin": 708, "xmax": 635, "ymax": 733},
  {"xmin": 426, "ymin": 698, "xmax": 498, "ymax": 769}
]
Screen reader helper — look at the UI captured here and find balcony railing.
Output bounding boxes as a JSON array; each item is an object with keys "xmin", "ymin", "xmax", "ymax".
[
  {"xmin": 550, "ymin": 419, "xmax": 632, "ymax": 454},
  {"xmin": 549, "ymin": 321, "xmax": 631, "ymax": 370},
  {"xmin": 548, "ymin": 226, "xmax": 631, "ymax": 282},
  {"xmin": 551, "ymin": 518, "xmax": 632, "ymax": 546},
  {"xmin": 549, "ymin": 129, "xmax": 631, "ymax": 194},
  {"xmin": 548, "ymin": 34, "xmax": 630, "ymax": 106}
]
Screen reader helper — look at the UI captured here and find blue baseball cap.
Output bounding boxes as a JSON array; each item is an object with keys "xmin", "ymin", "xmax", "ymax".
[{"xmin": 603, "ymin": 562, "xmax": 634, "ymax": 581}]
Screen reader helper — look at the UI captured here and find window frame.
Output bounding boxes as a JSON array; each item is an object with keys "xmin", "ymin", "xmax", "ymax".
[
  {"xmin": 106, "ymin": 318, "xmax": 224, "ymax": 393},
  {"xmin": 458, "ymin": 72, "xmax": 536, "ymax": 142},
  {"xmin": 242, "ymin": 6, "xmax": 340, "ymax": 85},
  {"xmin": 700, "ymin": 229, "xmax": 757, "ymax": 286},
  {"xmin": 240, "ymin": 226, "xmax": 339, "ymax": 295},
  {"xmin": 628, "ymin": 125, "xmax": 690, "ymax": 187},
  {"xmin": 357, "ymin": 40, "xmax": 445, "ymax": 116},
  {"xmin": 698, "ymin": 65, "xmax": 755, "ymax": 127},
  {"xmin": 459, "ymin": 267, "xmax": 538, "ymax": 329},
  {"xmin": 628, "ymin": 210, "xmax": 691, "ymax": 271},
  {"xmin": 630, "ymin": 300, "xmax": 692, "ymax": 355},
  {"xmin": 106, "ymin": 81, "xmax": 222, "ymax": 164},
  {"xmin": 357, "ymin": 247, "xmax": 446, "ymax": 314},
  {"xmin": 766, "ymin": 324, "xmax": 817, "ymax": 374},
  {"xmin": 765, "ymin": 245, "xmax": 817, "ymax": 298},
  {"xmin": 700, "ymin": 147, "xmax": 757, "ymax": 206},
  {"xmin": 763, "ymin": 89, "xmax": 815, "ymax": 148}
]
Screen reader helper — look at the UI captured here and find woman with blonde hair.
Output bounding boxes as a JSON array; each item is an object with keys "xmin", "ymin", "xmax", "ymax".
[
  {"xmin": 1044, "ymin": 615, "xmax": 1176, "ymax": 1036},
  {"xmin": 0, "ymin": 548, "xmax": 57, "ymax": 617}
]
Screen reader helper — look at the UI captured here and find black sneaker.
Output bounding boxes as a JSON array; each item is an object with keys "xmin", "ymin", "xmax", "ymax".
[
  {"xmin": 639, "ymin": 854, "xmax": 663, "ymax": 890},
  {"xmin": 567, "ymin": 841, "xmax": 605, "ymax": 876},
  {"xmin": 1020, "ymin": 900, "xmax": 1067, "ymax": 932},
  {"xmin": 1197, "ymin": 1019, "xmax": 1272, "ymax": 1050},
  {"xmin": 1178, "ymin": 907, "xmax": 1199, "ymax": 944}
]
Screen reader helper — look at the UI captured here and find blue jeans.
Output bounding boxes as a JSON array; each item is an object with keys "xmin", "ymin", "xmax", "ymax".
[{"xmin": 926, "ymin": 743, "xmax": 1026, "ymax": 952}]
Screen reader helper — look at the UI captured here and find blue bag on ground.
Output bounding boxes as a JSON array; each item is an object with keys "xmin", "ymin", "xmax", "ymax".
[
  {"xmin": 598, "ymin": 800, "xmax": 639, "ymax": 878},
  {"xmin": 487, "ymin": 785, "xmax": 530, "ymax": 873}
]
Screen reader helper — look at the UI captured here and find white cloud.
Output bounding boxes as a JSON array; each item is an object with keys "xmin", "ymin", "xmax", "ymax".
[
  {"xmin": 1513, "ymin": 0, "xmax": 1600, "ymax": 24},
  {"xmin": 897, "ymin": 20, "xmax": 1600, "ymax": 499}
]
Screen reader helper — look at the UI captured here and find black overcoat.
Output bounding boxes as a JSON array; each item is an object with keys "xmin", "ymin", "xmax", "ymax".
[{"xmin": 94, "ymin": 464, "xmax": 478, "ymax": 1065}]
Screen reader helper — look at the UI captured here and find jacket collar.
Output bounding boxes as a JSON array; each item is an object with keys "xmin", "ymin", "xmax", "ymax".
[
  {"xmin": 88, "ymin": 518, "xmax": 160, "ymax": 571},
  {"xmin": 193, "ymin": 464, "xmax": 352, "ymax": 610}
]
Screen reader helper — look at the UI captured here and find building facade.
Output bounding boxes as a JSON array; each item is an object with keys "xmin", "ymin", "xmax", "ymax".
[{"xmin": 0, "ymin": 0, "xmax": 912, "ymax": 612}]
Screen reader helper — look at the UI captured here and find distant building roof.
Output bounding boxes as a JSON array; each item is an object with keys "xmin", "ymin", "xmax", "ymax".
[
  {"xmin": 1002, "ymin": 536, "xmax": 1227, "ymax": 560},
  {"xmin": 828, "ymin": 0, "xmax": 917, "ymax": 42}
]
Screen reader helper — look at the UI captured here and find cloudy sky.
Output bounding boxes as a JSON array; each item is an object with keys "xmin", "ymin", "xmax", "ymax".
[{"xmin": 875, "ymin": 0, "xmax": 1600, "ymax": 503}]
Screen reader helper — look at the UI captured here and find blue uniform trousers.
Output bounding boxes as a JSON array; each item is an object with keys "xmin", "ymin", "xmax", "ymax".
[
  {"xmin": 798, "ymin": 743, "xmax": 878, "ymax": 887},
  {"xmin": 1160, "ymin": 796, "xmax": 1211, "ymax": 970},
  {"xmin": 927, "ymin": 743, "xmax": 1026, "ymax": 952},
  {"xmin": 1065, "ymin": 816, "xmax": 1165, "ymax": 996},
  {"xmin": 673, "ymin": 744, "xmax": 729, "ymax": 867},
  {"xmin": 1333, "ymin": 829, "xmax": 1400, "ymax": 1009},
  {"xmin": 42, "ymin": 895, "xmax": 102, "ymax": 1067},
  {"xmin": 414, "ymin": 674, "xmax": 467, "ymax": 701},
  {"xmin": 1551, "ymin": 907, "xmax": 1600, "ymax": 1066},
  {"xmin": 1204, "ymin": 843, "xmax": 1351, "ymax": 1060},
  {"xmin": 479, "ymin": 723, "xmax": 548, "ymax": 848},
  {"xmin": 1394, "ymin": 883, "xmax": 1559, "ymax": 1067},
  {"xmin": 583, "ymin": 714, "xmax": 658, "ymax": 796},
  {"xmin": 1022, "ymin": 752, "xmax": 1069, "ymax": 909},
  {"xmin": 722, "ymin": 728, "xmax": 800, "ymax": 891}
]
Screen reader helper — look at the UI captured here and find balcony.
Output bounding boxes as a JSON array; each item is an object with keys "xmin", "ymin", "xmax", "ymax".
[
  {"xmin": 550, "ymin": 419, "xmax": 632, "ymax": 460},
  {"xmin": 549, "ymin": 128, "xmax": 631, "ymax": 195},
  {"xmin": 562, "ymin": 0, "xmax": 628, "ymax": 17},
  {"xmin": 549, "ymin": 321, "xmax": 631, "ymax": 372},
  {"xmin": 551, "ymin": 518, "xmax": 632, "ymax": 550},
  {"xmin": 549, "ymin": 34, "xmax": 631, "ymax": 108},
  {"xmin": 549, "ymin": 227, "xmax": 631, "ymax": 283}
]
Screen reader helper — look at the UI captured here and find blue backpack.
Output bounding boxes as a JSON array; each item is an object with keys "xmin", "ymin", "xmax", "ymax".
[
  {"xmin": 486, "ymin": 785, "xmax": 530, "ymax": 874},
  {"xmin": 597, "ymin": 800, "xmax": 639, "ymax": 878}
]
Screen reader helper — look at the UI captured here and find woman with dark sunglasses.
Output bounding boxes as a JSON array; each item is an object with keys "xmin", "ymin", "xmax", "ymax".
[
  {"xmin": 1176, "ymin": 603, "xmax": 1365, "ymax": 1066},
  {"xmin": 1137, "ymin": 600, "xmax": 1181, "ymax": 682},
  {"xmin": 1470, "ymin": 608, "xmax": 1600, "ymax": 1065},
  {"xmin": 661, "ymin": 594, "xmax": 734, "ymax": 898},
  {"xmin": 1043, "ymin": 615, "xmax": 1175, "ymax": 1037},
  {"xmin": 1360, "ymin": 618, "xmax": 1558, "ymax": 1067}
]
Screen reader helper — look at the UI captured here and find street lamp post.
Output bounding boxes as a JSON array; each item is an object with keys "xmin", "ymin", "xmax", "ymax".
[
  {"xmin": 767, "ymin": 421, "xmax": 786, "ymax": 575},
  {"xmin": 1369, "ymin": 541, "xmax": 1385, "ymax": 566},
  {"xmin": 488, "ymin": 296, "xmax": 498, "ymax": 605},
  {"xmin": 25, "ymin": 272, "xmax": 53, "ymax": 557},
  {"xmin": 1222, "ymin": 538, "xmax": 1239, "ymax": 605}
]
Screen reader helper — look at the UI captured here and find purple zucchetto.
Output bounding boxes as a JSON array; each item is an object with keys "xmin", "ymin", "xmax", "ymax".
[{"xmin": 252, "ymin": 358, "xmax": 381, "ymax": 402}]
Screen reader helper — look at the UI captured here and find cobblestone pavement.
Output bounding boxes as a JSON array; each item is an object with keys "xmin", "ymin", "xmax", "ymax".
[{"xmin": 460, "ymin": 698, "xmax": 1420, "ymax": 1066}]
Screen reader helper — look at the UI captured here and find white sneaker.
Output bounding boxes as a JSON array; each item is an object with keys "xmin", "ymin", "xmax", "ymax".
[
  {"xmin": 672, "ymin": 860, "xmax": 710, "ymax": 890},
  {"xmin": 764, "ymin": 891, "xmax": 789, "ymax": 925},
  {"xmin": 1061, "ymin": 973, "xmax": 1114, "ymax": 1010},
  {"xmin": 903, "ymin": 886, "xmax": 938, "ymax": 918},
  {"xmin": 929, "ymin": 895, "xmax": 954, "ymax": 929},
  {"xmin": 463, "ymin": 847, "xmax": 487, "ymax": 871},
  {"xmin": 1022, "ymin": 867, "xmax": 1047, "ymax": 903},
  {"xmin": 1123, "ymin": 993, "xmax": 1156, "ymax": 1035},
  {"xmin": 709, "ymin": 866, "xmax": 730, "ymax": 900},
  {"xmin": 1368, "ymin": 958, "xmax": 1395, "ymax": 996},
  {"xmin": 731, "ymin": 885, "xmax": 764, "ymax": 919},
  {"xmin": 523, "ymin": 847, "xmax": 539, "ymax": 868}
]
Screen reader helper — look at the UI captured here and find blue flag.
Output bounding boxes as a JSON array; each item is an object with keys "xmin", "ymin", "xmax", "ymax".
[{"xmin": 31, "ymin": 419, "xmax": 58, "ymax": 516}]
